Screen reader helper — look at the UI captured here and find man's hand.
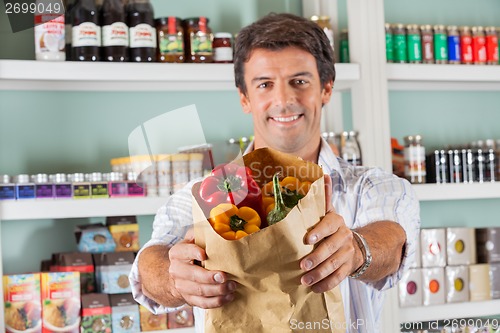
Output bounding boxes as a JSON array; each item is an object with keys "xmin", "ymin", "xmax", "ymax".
[
  {"xmin": 168, "ymin": 228, "xmax": 237, "ymax": 309},
  {"xmin": 299, "ymin": 175, "xmax": 363, "ymax": 293}
]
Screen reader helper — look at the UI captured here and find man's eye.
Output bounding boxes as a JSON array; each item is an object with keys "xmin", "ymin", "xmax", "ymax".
[
  {"xmin": 258, "ymin": 82, "xmax": 269, "ymax": 88},
  {"xmin": 294, "ymin": 79, "xmax": 307, "ymax": 85}
]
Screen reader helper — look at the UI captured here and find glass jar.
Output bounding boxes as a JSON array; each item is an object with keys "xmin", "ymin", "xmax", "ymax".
[
  {"xmin": 182, "ymin": 17, "xmax": 213, "ymax": 63},
  {"xmin": 459, "ymin": 26, "xmax": 473, "ymax": 64},
  {"xmin": 156, "ymin": 16, "xmax": 184, "ymax": 63},
  {"xmin": 485, "ymin": 26, "xmax": 499, "ymax": 65},
  {"xmin": 471, "ymin": 26, "xmax": 487, "ymax": 65},
  {"xmin": 385, "ymin": 23, "xmax": 394, "ymax": 63},
  {"xmin": 310, "ymin": 16, "xmax": 334, "ymax": 51},
  {"xmin": 213, "ymin": 32, "xmax": 233, "ymax": 63},
  {"xmin": 341, "ymin": 131, "xmax": 362, "ymax": 166},
  {"xmin": 403, "ymin": 135, "xmax": 426, "ymax": 184},
  {"xmin": 433, "ymin": 25, "xmax": 448, "ymax": 64},
  {"xmin": 420, "ymin": 24, "xmax": 434, "ymax": 64},
  {"xmin": 392, "ymin": 23, "xmax": 407, "ymax": 63}
]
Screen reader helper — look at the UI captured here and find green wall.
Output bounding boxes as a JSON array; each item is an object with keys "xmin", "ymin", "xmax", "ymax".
[{"xmin": 0, "ymin": 0, "xmax": 302, "ymax": 274}]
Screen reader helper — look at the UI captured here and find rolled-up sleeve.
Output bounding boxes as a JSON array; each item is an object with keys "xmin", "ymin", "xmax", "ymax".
[
  {"xmin": 354, "ymin": 168, "xmax": 421, "ymax": 291},
  {"xmin": 129, "ymin": 181, "xmax": 196, "ymax": 314}
]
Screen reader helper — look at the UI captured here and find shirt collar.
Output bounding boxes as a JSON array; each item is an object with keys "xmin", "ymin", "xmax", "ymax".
[{"xmin": 244, "ymin": 138, "xmax": 346, "ymax": 192}]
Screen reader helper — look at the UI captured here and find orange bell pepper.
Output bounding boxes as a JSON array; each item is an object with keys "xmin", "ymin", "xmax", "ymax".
[
  {"xmin": 261, "ymin": 176, "xmax": 312, "ymax": 213},
  {"xmin": 208, "ymin": 203, "xmax": 261, "ymax": 240}
]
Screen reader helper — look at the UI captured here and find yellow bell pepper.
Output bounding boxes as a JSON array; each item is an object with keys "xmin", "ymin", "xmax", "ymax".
[{"xmin": 208, "ymin": 203, "xmax": 261, "ymax": 240}]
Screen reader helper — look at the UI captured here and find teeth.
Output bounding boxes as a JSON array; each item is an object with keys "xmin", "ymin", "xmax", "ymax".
[{"xmin": 273, "ymin": 115, "xmax": 300, "ymax": 123}]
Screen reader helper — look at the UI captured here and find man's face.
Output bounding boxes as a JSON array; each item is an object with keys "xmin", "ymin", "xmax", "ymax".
[{"xmin": 238, "ymin": 47, "xmax": 333, "ymax": 156}]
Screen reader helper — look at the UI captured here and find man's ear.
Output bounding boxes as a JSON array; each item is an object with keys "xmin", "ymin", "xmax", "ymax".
[
  {"xmin": 238, "ymin": 88, "xmax": 251, "ymax": 114},
  {"xmin": 321, "ymin": 80, "xmax": 334, "ymax": 105}
]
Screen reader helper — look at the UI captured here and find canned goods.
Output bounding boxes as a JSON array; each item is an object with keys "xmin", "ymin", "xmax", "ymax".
[
  {"xmin": 447, "ymin": 26, "xmax": 461, "ymax": 64},
  {"xmin": 385, "ymin": 23, "xmax": 394, "ymax": 62},
  {"xmin": 420, "ymin": 25, "xmax": 434, "ymax": 64},
  {"xmin": 406, "ymin": 24, "xmax": 422, "ymax": 63},
  {"xmin": 459, "ymin": 26, "xmax": 473, "ymax": 64},
  {"xmin": 485, "ymin": 26, "xmax": 499, "ymax": 65},
  {"xmin": 404, "ymin": 135, "xmax": 426, "ymax": 184},
  {"xmin": 472, "ymin": 26, "xmax": 487, "ymax": 64},
  {"xmin": 433, "ymin": 25, "xmax": 448, "ymax": 64},
  {"xmin": 393, "ymin": 23, "xmax": 408, "ymax": 63}
]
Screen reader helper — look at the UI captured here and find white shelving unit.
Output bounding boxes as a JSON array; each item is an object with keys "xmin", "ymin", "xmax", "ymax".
[
  {"xmin": 0, "ymin": 59, "xmax": 361, "ymax": 92},
  {"xmin": 399, "ymin": 299, "xmax": 500, "ymax": 323},
  {"xmin": 413, "ymin": 182, "xmax": 500, "ymax": 201}
]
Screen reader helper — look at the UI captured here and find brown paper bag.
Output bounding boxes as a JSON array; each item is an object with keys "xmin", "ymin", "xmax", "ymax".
[{"xmin": 193, "ymin": 147, "xmax": 345, "ymax": 333}]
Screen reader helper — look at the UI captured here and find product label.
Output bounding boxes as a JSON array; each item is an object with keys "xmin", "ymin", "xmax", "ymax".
[
  {"xmin": 73, "ymin": 183, "xmax": 90, "ymax": 198},
  {"xmin": 159, "ymin": 34, "xmax": 184, "ymax": 55},
  {"xmin": 385, "ymin": 33, "xmax": 394, "ymax": 61},
  {"xmin": 72, "ymin": 22, "xmax": 101, "ymax": 47},
  {"xmin": 393, "ymin": 34, "xmax": 407, "ymax": 62},
  {"xmin": 190, "ymin": 32, "xmax": 212, "ymax": 55},
  {"xmin": 486, "ymin": 35, "xmax": 499, "ymax": 62},
  {"xmin": 214, "ymin": 46, "xmax": 232, "ymax": 62},
  {"xmin": 340, "ymin": 40, "xmax": 350, "ymax": 63},
  {"xmin": 129, "ymin": 23, "xmax": 156, "ymax": 48},
  {"xmin": 0, "ymin": 184, "xmax": 16, "ymax": 200},
  {"xmin": 35, "ymin": 184, "xmax": 54, "ymax": 198},
  {"xmin": 127, "ymin": 182, "xmax": 145, "ymax": 196},
  {"xmin": 407, "ymin": 34, "xmax": 422, "ymax": 61},
  {"xmin": 472, "ymin": 36, "xmax": 487, "ymax": 63},
  {"xmin": 102, "ymin": 22, "xmax": 129, "ymax": 47},
  {"xmin": 109, "ymin": 182, "xmax": 128, "ymax": 197},
  {"xmin": 35, "ymin": 14, "xmax": 65, "ymax": 54},
  {"xmin": 16, "ymin": 184, "xmax": 35, "ymax": 199},
  {"xmin": 434, "ymin": 33, "xmax": 448, "ymax": 61},
  {"xmin": 55, "ymin": 183, "xmax": 72, "ymax": 198},
  {"xmin": 422, "ymin": 34, "xmax": 434, "ymax": 61},
  {"xmin": 91, "ymin": 183, "xmax": 109, "ymax": 198},
  {"xmin": 447, "ymin": 35, "xmax": 460, "ymax": 62}
]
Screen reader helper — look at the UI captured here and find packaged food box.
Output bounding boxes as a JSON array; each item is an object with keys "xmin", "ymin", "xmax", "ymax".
[
  {"xmin": 420, "ymin": 228, "xmax": 446, "ymax": 267},
  {"xmin": 40, "ymin": 272, "xmax": 80, "ymax": 333},
  {"xmin": 445, "ymin": 265, "xmax": 469, "ymax": 303},
  {"xmin": 446, "ymin": 227, "xmax": 476, "ymax": 265},
  {"xmin": 81, "ymin": 293, "xmax": 112, "ymax": 333},
  {"xmin": 93, "ymin": 252, "xmax": 134, "ymax": 294},
  {"xmin": 476, "ymin": 228, "xmax": 500, "ymax": 263},
  {"xmin": 469, "ymin": 264, "xmax": 491, "ymax": 301},
  {"xmin": 51, "ymin": 252, "xmax": 96, "ymax": 294},
  {"xmin": 3, "ymin": 273, "xmax": 42, "ymax": 333},
  {"xmin": 106, "ymin": 216, "xmax": 140, "ymax": 252},
  {"xmin": 109, "ymin": 293, "xmax": 140, "ymax": 333},
  {"xmin": 422, "ymin": 267, "xmax": 445, "ymax": 306},
  {"xmin": 490, "ymin": 263, "xmax": 500, "ymax": 299},
  {"xmin": 75, "ymin": 223, "xmax": 116, "ymax": 253},
  {"xmin": 139, "ymin": 305, "xmax": 167, "ymax": 331},
  {"xmin": 167, "ymin": 303, "xmax": 194, "ymax": 329},
  {"xmin": 398, "ymin": 268, "xmax": 422, "ymax": 307}
]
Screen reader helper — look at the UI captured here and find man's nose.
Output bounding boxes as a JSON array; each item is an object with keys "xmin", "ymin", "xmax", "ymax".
[{"xmin": 273, "ymin": 83, "xmax": 296, "ymax": 108}]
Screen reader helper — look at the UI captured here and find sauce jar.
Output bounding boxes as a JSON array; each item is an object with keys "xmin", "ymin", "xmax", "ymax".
[
  {"xmin": 485, "ymin": 26, "xmax": 499, "ymax": 65},
  {"xmin": 459, "ymin": 26, "xmax": 473, "ymax": 64},
  {"xmin": 404, "ymin": 135, "xmax": 426, "ymax": 184},
  {"xmin": 392, "ymin": 23, "xmax": 407, "ymax": 63},
  {"xmin": 472, "ymin": 26, "xmax": 487, "ymax": 65},
  {"xmin": 182, "ymin": 17, "xmax": 213, "ymax": 63},
  {"xmin": 156, "ymin": 17, "xmax": 184, "ymax": 63},
  {"xmin": 433, "ymin": 25, "xmax": 448, "ymax": 64},
  {"xmin": 213, "ymin": 32, "xmax": 233, "ymax": 63},
  {"xmin": 420, "ymin": 24, "xmax": 434, "ymax": 64}
]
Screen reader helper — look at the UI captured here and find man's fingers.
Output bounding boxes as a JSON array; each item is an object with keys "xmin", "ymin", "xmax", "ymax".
[
  {"xmin": 183, "ymin": 293, "xmax": 236, "ymax": 309},
  {"xmin": 174, "ymin": 279, "xmax": 237, "ymax": 298},
  {"xmin": 169, "ymin": 261, "xmax": 230, "ymax": 286},
  {"xmin": 305, "ymin": 213, "xmax": 344, "ymax": 245},
  {"xmin": 324, "ymin": 174, "xmax": 335, "ymax": 214},
  {"xmin": 168, "ymin": 242, "xmax": 207, "ymax": 262}
]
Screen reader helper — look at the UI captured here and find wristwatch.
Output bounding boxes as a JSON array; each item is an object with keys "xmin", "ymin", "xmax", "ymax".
[{"xmin": 349, "ymin": 230, "xmax": 372, "ymax": 279}]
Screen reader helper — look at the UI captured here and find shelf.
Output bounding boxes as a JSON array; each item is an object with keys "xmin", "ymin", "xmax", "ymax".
[
  {"xmin": 413, "ymin": 182, "xmax": 500, "ymax": 201},
  {"xmin": 0, "ymin": 197, "xmax": 167, "ymax": 220},
  {"xmin": 387, "ymin": 63, "xmax": 500, "ymax": 91},
  {"xmin": 0, "ymin": 60, "xmax": 360, "ymax": 92},
  {"xmin": 141, "ymin": 329, "xmax": 195, "ymax": 333},
  {"xmin": 399, "ymin": 299, "xmax": 500, "ymax": 323}
]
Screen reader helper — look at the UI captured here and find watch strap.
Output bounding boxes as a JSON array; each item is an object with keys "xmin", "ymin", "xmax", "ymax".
[{"xmin": 349, "ymin": 230, "xmax": 372, "ymax": 279}]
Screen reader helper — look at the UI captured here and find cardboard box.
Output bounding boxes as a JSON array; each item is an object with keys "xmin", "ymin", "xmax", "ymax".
[
  {"xmin": 75, "ymin": 223, "xmax": 116, "ymax": 253},
  {"xmin": 422, "ymin": 267, "xmax": 445, "ymax": 305},
  {"xmin": 51, "ymin": 252, "xmax": 96, "ymax": 294},
  {"xmin": 40, "ymin": 272, "xmax": 80, "ymax": 333},
  {"xmin": 446, "ymin": 228, "xmax": 476, "ymax": 265},
  {"xmin": 490, "ymin": 263, "xmax": 500, "ymax": 299},
  {"xmin": 398, "ymin": 268, "xmax": 422, "ymax": 307},
  {"xmin": 107, "ymin": 216, "xmax": 140, "ymax": 252},
  {"xmin": 81, "ymin": 293, "xmax": 112, "ymax": 333},
  {"xmin": 476, "ymin": 228, "xmax": 500, "ymax": 263},
  {"xmin": 167, "ymin": 304, "xmax": 194, "ymax": 329},
  {"xmin": 110, "ymin": 293, "xmax": 140, "ymax": 333},
  {"xmin": 469, "ymin": 264, "xmax": 491, "ymax": 302},
  {"xmin": 3, "ymin": 273, "xmax": 42, "ymax": 333},
  {"xmin": 420, "ymin": 229, "xmax": 446, "ymax": 267},
  {"xmin": 139, "ymin": 305, "xmax": 167, "ymax": 331},
  {"xmin": 94, "ymin": 252, "xmax": 134, "ymax": 294},
  {"xmin": 445, "ymin": 266, "xmax": 469, "ymax": 303}
]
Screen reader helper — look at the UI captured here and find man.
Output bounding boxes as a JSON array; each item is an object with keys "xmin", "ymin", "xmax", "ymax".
[{"xmin": 130, "ymin": 13, "xmax": 420, "ymax": 333}]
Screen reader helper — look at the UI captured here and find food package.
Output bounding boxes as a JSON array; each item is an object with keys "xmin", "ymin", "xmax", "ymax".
[
  {"xmin": 139, "ymin": 305, "xmax": 167, "ymax": 331},
  {"xmin": 93, "ymin": 252, "xmax": 134, "ymax": 294},
  {"xmin": 51, "ymin": 252, "xmax": 96, "ymax": 294},
  {"xmin": 106, "ymin": 216, "xmax": 140, "ymax": 252},
  {"xmin": 109, "ymin": 293, "xmax": 140, "ymax": 333},
  {"xmin": 81, "ymin": 293, "xmax": 112, "ymax": 333},
  {"xmin": 40, "ymin": 272, "xmax": 81, "ymax": 333},
  {"xmin": 193, "ymin": 147, "xmax": 345, "ymax": 333},
  {"xmin": 3, "ymin": 273, "xmax": 42, "ymax": 333},
  {"xmin": 75, "ymin": 223, "xmax": 116, "ymax": 253}
]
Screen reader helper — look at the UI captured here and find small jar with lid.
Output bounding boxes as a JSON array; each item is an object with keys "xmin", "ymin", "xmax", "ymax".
[
  {"xmin": 182, "ymin": 17, "xmax": 213, "ymax": 63},
  {"xmin": 89, "ymin": 172, "xmax": 109, "ymax": 198},
  {"xmin": 433, "ymin": 25, "xmax": 448, "ymax": 64},
  {"xmin": 156, "ymin": 17, "xmax": 185, "ymax": 63},
  {"xmin": 213, "ymin": 32, "xmax": 233, "ymax": 63},
  {"xmin": 485, "ymin": 26, "xmax": 499, "ymax": 65},
  {"xmin": 459, "ymin": 26, "xmax": 473, "ymax": 64},
  {"xmin": 310, "ymin": 16, "xmax": 334, "ymax": 50},
  {"xmin": 108, "ymin": 172, "xmax": 128, "ymax": 197},
  {"xmin": 15, "ymin": 174, "xmax": 36, "ymax": 199},
  {"xmin": 392, "ymin": 23, "xmax": 408, "ymax": 63},
  {"xmin": 0, "ymin": 175, "xmax": 16, "ymax": 200},
  {"xmin": 446, "ymin": 25, "xmax": 461, "ymax": 64},
  {"xmin": 471, "ymin": 26, "xmax": 487, "ymax": 64},
  {"xmin": 403, "ymin": 135, "xmax": 426, "ymax": 184},
  {"xmin": 406, "ymin": 24, "xmax": 422, "ymax": 63},
  {"xmin": 53, "ymin": 173, "xmax": 73, "ymax": 199},
  {"xmin": 33, "ymin": 173, "xmax": 54, "ymax": 199},
  {"xmin": 385, "ymin": 23, "xmax": 394, "ymax": 63},
  {"xmin": 127, "ymin": 171, "xmax": 145, "ymax": 197},
  {"xmin": 420, "ymin": 25, "xmax": 434, "ymax": 64},
  {"xmin": 71, "ymin": 173, "xmax": 91, "ymax": 199}
]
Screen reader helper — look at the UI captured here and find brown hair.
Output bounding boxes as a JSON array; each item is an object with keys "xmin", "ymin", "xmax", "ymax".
[{"xmin": 234, "ymin": 13, "xmax": 336, "ymax": 95}]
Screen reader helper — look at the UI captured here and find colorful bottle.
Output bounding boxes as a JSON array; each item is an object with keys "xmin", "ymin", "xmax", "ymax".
[{"xmin": 35, "ymin": 0, "xmax": 65, "ymax": 61}]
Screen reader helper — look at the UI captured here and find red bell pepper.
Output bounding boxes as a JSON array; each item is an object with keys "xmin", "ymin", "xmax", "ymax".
[{"xmin": 199, "ymin": 163, "xmax": 263, "ymax": 217}]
